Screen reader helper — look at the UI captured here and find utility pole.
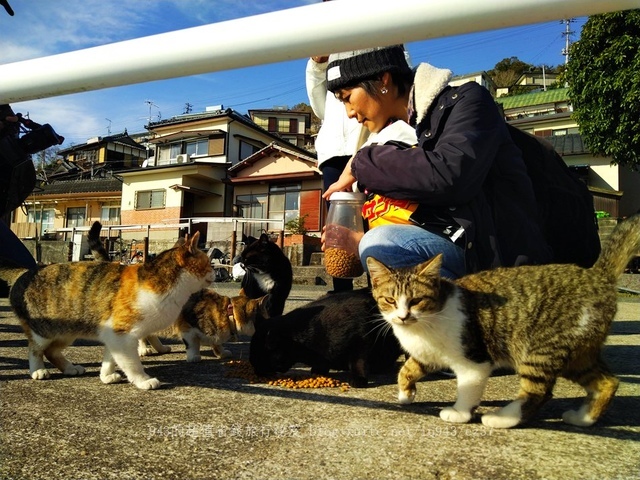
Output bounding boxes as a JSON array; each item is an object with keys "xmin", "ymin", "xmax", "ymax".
[
  {"xmin": 105, "ymin": 118, "xmax": 112, "ymax": 135},
  {"xmin": 184, "ymin": 102, "xmax": 193, "ymax": 114},
  {"xmin": 144, "ymin": 100, "xmax": 159, "ymax": 128},
  {"xmin": 561, "ymin": 18, "xmax": 576, "ymax": 66}
]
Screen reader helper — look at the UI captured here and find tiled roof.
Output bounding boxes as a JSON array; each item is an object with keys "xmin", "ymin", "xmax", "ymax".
[
  {"xmin": 33, "ymin": 177, "xmax": 122, "ymax": 196},
  {"xmin": 546, "ymin": 133, "xmax": 589, "ymax": 156},
  {"xmin": 496, "ymin": 88, "xmax": 569, "ymax": 110}
]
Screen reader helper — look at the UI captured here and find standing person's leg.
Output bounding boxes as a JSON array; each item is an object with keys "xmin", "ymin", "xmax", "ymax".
[
  {"xmin": 358, "ymin": 224, "xmax": 466, "ymax": 280},
  {"xmin": 320, "ymin": 155, "xmax": 354, "ymax": 293},
  {"xmin": 0, "ymin": 220, "xmax": 36, "ymax": 269}
]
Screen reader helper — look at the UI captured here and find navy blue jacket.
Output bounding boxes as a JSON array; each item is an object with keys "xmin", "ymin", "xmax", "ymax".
[{"xmin": 352, "ymin": 77, "xmax": 552, "ymax": 272}]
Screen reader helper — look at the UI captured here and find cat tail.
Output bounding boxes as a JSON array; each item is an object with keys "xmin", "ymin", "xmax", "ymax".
[
  {"xmin": 592, "ymin": 214, "xmax": 640, "ymax": 279},
  {"xmin": 0, "ymin": 258, "xmax": 31, "ymax": 286},
  {"xmin": 88, "ymin": 221, "xmax": 110, "ymax": 261}
]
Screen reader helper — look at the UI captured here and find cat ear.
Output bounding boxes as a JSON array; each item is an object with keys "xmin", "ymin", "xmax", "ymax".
[
  {"xmin": 366, "ymin": 257, "xmax": 391, "ymax": 287},
  {"xmin": 417, "ymin": 254, "xmax": 443, "ymax": 277},
  {"xmin": 185, "ymin": 231, "xmax": 201, "ymax": 252},
  {"xmin": 258, "ymin": 294, "xmax": 271, "ymax": 319}
]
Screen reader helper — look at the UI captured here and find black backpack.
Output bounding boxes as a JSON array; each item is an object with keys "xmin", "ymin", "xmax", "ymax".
[{"xmin": 507, "ymin": 124, "xmax": 601, "ymax": 268}]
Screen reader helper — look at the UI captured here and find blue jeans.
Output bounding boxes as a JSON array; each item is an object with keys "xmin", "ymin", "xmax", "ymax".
[{"xmin": 359, "ymin": 224, "xmax": 466, "ymax": 279}]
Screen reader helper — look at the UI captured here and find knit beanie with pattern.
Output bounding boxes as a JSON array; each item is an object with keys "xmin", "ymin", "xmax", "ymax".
[{"xmin": 326, "ymin": 44, "xmax": 412, "ymax": 93}]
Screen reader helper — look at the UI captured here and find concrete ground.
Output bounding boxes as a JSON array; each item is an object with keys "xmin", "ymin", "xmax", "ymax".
[{"xmin": 0, "ymin": 282, "xmax": 638, "ymax": 480}]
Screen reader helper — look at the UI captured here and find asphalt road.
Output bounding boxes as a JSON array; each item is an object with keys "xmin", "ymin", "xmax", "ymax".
[{"xmin": 1, "ymin": 283, "xmax": 639, "ymax": 480}]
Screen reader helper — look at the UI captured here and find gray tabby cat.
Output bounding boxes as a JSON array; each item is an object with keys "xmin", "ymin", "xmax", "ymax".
[{"xmin": 367, "ymin": 214, "xmax": 640, "ymax": 429}]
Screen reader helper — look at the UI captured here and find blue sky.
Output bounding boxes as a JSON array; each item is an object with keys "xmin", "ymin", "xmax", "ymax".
[{"xmin": 0, "ymin": 0, "xmax": 586, "ymax": 147}]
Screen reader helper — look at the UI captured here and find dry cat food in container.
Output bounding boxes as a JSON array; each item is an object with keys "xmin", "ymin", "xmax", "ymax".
[{"xmin": 324, "ymin": 192, "xmax": 365, "ymax": 278}]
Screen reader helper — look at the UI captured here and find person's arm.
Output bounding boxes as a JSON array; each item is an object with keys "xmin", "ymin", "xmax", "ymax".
[
  {"xmin": 351, "ymin": 86, "xmax": 505, "ymax": 206},
  {"xmin": 322, "ymin": 157, "xmax": 356, "ymax": 200},
  {"xmin": 305, "ymin": 56, "xmax": 329, "ymax": 120}
]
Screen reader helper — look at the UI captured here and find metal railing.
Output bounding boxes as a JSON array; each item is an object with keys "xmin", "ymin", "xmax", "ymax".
[{"xmin": 1, "ymin": 0, "xmax": 637, "ymax": 104}]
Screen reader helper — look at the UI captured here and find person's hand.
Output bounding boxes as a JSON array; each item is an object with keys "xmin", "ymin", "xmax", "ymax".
[
  {"xmin": 311, "ymin": 55, "xmax": 329, "ymax": 63},
  {"xmin": 322, "ymin": 158, "xmax": 357, "ymax": 200}
]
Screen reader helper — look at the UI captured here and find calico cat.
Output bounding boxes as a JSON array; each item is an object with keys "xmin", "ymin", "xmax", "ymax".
[
  {"xmin": 367, "ymin": 214, "xmax": 640, "ymax": 428},
  {"xmin": 154, "ymin": 290, "xmax": 269, "ymax": 362},
  {"xmin": 88, "ymin": 221, "xmax": 173, "ymax": 356},
  {"xmin": 240, "ymin": 233, "xmax": 293, "ymax": 317},
  {"xmin": 88, "ymin": 222, "xmax": 267, "ymax": 361},
  {"xmin": 0, "ymin": 232, "xmax": 213, "ymax": 390},
  {"xmin": 250, "ymin": 288, "xmax": 402, "ymax": 387}
]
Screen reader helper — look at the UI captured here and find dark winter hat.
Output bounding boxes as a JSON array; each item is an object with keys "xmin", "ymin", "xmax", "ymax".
[{"xmin": 326, "ymin": 44, "xmax": 412, "ymax": 92}]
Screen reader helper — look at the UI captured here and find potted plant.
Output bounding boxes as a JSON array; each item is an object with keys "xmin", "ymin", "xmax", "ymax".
[{"xmin": 283, "ymin": 215, "xmax": 321, "ymax": 247}]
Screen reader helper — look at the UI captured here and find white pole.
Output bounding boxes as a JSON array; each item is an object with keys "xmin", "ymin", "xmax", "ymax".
[{"xmin": 0, "ymin": 0, "xmax": 637, "ymax": 103}]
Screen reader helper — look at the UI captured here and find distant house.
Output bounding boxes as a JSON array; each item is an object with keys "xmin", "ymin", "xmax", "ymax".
[
  {"xmin": 248, "ymin": 108, "xmax": 312, "ymax": 150},
  {"xmin": 9, "ymin": 107, "xmax": 319, "ymax": 254},
  {"xmin": 117, "ymin": 107, "xmax": 317, "ymax": 242},
  {"xmin": 496, "ymin": 71, "xmax": 560, "ymax": 98},
  {"xmin": 449, "ymin": 71, "xmax": 497, "ymax": 98},
  {"xmin": 496, "ymin": 89, "xmax": 640, "ymax": 217},
  {"xmin": 226, "ymin": 142, "xmax": 322, "ymax": 239},
  {"xmin": 10, "ymin": 132, "xmax": 145, "ymax": 239}
]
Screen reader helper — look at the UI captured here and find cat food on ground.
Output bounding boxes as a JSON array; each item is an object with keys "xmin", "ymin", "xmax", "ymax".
[
  {"xmin": 324, "ymin": 247, "xmax": 364, "ymax": 278},
  {"xmin": 225, "ymin": 360, "xmax": 349, "ymax": 391}
]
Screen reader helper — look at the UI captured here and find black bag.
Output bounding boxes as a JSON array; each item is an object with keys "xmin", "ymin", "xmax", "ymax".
[
  {"xmin": 507, "ymin": 124, "xmax": 601, "ymax": 268},
  {"xmin": 0, "ymin": 134, "xmax": 36, "ymax": 216}
]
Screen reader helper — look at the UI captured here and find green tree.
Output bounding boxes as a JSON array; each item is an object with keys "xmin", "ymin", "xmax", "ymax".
[
  {"xmin": 566, "ymin": 9, "xmax": 640, "ymax": 170},
  {"xmin": 487, "ymin": 57, "xmax": 533, "ymax": 88}
]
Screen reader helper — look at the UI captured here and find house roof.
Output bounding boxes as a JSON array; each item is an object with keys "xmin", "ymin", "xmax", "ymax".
[
  {"xmin": 31, "ymin": 177, "xmax": 122, "ymax": 197},
  {"xmin": 58, "ymin": 132, "xmax": 145, "ymax": 154},
  {"xmin": 228, "ymin": 142, "xmax": 317, "ymax": 174},
  {"xmin": 496, "ymin": 88, "xmax": 569, "ymax": 110},
  {"xmin": 546, "ymin": 133, "xmax": 590, "ymax": 156},
  {"xmin": 148, "ymin": 108, "xmax": 313, "ymax": 157}
]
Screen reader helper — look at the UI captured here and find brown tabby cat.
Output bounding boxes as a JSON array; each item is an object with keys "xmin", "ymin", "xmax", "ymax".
[
  {"xmin": 367, "ymin": 214, "xmax": 640, "ymax": 429},
  {"xmin": 150, "ymin": 290, "xmax": 269, "ymax": 362},
  {"xmin": 0, "ymin": 232, "xmax": 213, "ymax": 390}
]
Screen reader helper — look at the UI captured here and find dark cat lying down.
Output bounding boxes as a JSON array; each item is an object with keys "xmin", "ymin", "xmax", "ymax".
[{"xmin": 249, "ymin": 288, "xmax": 403, "ymax": 387}]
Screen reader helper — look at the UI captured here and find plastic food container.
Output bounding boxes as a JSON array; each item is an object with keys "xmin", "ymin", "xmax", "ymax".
[{"xmin": 324, "ymin": 192, "xmax": 366, "ymax": 278}]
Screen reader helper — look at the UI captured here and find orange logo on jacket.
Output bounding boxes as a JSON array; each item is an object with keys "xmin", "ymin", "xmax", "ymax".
[{"xmin": 362, "ymin": 194, "xmax": 418, "ymax": 228}]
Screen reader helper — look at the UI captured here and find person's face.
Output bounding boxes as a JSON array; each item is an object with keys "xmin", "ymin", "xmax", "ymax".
[{"xmin": 335, "ymin": 85, "xmax": 388, "ymax": 133}]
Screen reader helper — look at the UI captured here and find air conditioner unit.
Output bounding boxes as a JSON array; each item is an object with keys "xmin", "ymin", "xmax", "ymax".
[{"xmin": 176, "ymin": 154, "xmax": 189, "ymax": 164}]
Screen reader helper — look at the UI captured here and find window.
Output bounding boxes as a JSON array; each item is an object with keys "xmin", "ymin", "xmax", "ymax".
[
  {"xmin": 157, "ymin": 143, "xmax": 182, "ymax": 165},
  {"xmin": 239, "ymin": 140, "xmax": 260, "ymax": 161},
  {"xmin": 289, "ymin": 118, "xmax": 298, "ymax": 133},
  {"xmin": 135, "ymin": 189, "xmax": 166, "ymax": 210},
  {"xmin": 186, "ymin": 138, "xmax": 208, "ymax": 157},
  {"xmin": 269, "ymin": 184, "xmax": 301, "ymax": 225},
  {"xmin": 208, "ymin": 133, "xmax": 226, "ymax": 156},
  {"xmin": 101, "ymin": 205, "xmax": 121, "ymax": 223},
  {"xmin": 75, "ymin": 149, "xmax": 98, "ymax": 166},
  {"xmin": 66, "ymin": 207, "xmax": 86, "ymax": 228},
  {"xmin": 28, "ymin": 208, "xmax": 55, "ymax": 232},
  {"xmin": 236, "ymin": 193, "xmax": 268, "ymax": 238}
]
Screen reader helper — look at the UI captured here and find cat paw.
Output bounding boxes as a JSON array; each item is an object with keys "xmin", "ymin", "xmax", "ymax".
[
  {"xmin": 214, "ymin": 348, "xmax": 232, "ymax": 359},
  {"xmin": 440, "ymin": 407, "xmax": 472, "ymax": 424},
  {"xmin": 481, "ymin": 412, "xmax": 521, "ymax": 429},
  {"xmin": 186, "ymin": 354, "xmax": 202, "ymax": 363},
  {"xmin": 100, "ymin": 372, "xmax": 123, "ymax": 384},
  {"xmin": 481, "ymin": 400, "xmax": 523, "ymax": 428},
  {"xmin": 156, "ymin": 345, "xmax": 172, "ymax": 354},
  {"xmin": 398, "ymin": 389, "xmax": 416, "ymax": 405},
  {"xmin": 31, "ymin": 369, "xmax": 50, "ymax": 380},
  {"xmin": 63, "ymin": 364, "xmax": 86, "ymax": 376},
  {"xmin": 135, "ymin": 377, "xmax": 162, "ymax": 390},
  {"xmin": 562, "ymin": 409, "xmax": 596, "ymax": 427},
  {"xmin": 138, "ymin": 346, "xmax": 155, "ymax": 357}
]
